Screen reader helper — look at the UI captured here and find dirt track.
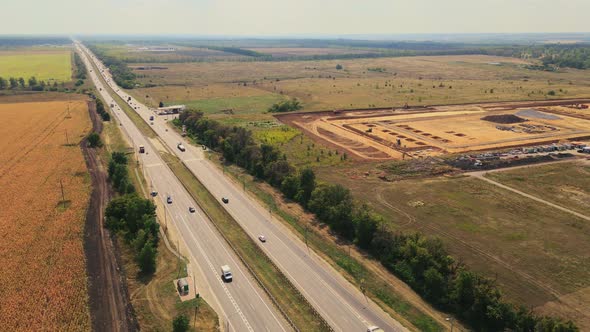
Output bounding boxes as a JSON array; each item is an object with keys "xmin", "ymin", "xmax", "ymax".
[{"xmin": 82, "ymin": 100, "xmax": 138, "ymax": 332}]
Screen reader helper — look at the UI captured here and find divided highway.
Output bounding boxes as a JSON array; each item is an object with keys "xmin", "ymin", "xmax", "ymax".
[
  {"xmin": 78, "ymin": 41, "xmax": 407, "ymax": 332},
  {"xmin": 76, "ymin": 43, "xmax": 289, "ymax": 332}
]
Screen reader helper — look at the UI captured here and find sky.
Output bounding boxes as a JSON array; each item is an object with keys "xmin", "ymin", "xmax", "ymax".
[{"xmin": 2, "ymin": 0, "xmax": 590, "ymax": 36}]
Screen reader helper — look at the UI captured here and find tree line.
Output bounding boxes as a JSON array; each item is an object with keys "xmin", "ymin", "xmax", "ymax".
[
  {"xmin": 92, "ymin": 95, "xmax": 111, "ymax": 121},
  {"xmin": 0, "ymin": 76, "xmax": 61, "ymax": 91},
  {"xmin": 73, "ymin": 52, "xmax": 87, "ymax": 86},
  {"xmin": 0, "ymin": 37, "xmax": 70, "ymax": 47},
  {"xmin": 267, "ymin": 99, "xmax": 303, "ymax": 113},
  {"xmin": 176, "ymin": 109, "xmax": 578, "ymax": 331},
  {"xmin": 105, "ymin": 151, "xmax": 159, "ymax": 274},
  {"xmin": 87, "ymin": 44, "xmax": 138, "ymax": 89}
]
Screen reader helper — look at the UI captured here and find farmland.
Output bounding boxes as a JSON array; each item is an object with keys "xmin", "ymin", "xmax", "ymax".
[
  {"xmin": 0, "ymin": 48, "xmax": 72, "ymax": 82},
  {"xmin": 317, "ymin": 166, "xmax": 590, "ymax": 329},
  {"xmin": 0, "ymin": 95, "xmax": 92, "ymax": 330}
]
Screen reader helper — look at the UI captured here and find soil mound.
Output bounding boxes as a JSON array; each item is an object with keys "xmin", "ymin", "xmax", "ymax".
[{"xmin": 481, "ymin": 114, "xmax": 527, "ymax": 124}]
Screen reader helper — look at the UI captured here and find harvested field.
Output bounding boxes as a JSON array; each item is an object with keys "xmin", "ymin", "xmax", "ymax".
[
  {"xmin": 277, "ymin": 99, "xmax": 590, "ymax": 160},
  {"xmin": 0, "ymin": 97, "xmax": 92, "ymax": 330}
]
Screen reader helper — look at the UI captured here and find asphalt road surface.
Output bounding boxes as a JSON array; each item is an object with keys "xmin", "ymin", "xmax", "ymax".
[
  {"xmin": 77, "ymin": 43, "xmax": 289, "ymax": 332},
  {"xmin": 78, "ymin": 41, "xmax": 407, "ymax": 332}
]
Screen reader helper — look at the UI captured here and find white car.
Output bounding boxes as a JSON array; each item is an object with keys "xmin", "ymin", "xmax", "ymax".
[
  {"xmin": 258, "ymin": 235, "xmax": 266, "ymax": 243},
  {"xmin": 367, "ymin": 327, "xmax": 384, "ymax": 332}
]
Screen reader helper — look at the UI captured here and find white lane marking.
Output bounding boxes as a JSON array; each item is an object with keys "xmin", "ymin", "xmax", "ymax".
[
  {"xmin": 79, "ymin": 46, "xmax": 256, "ymax": 329},
  {"xmin": 83, "ymin": 45, "xmax": 288, "ymax": 331},
  {"xmin": 177, "ymin": 214, "xmax": 253, "ymax": 332}
]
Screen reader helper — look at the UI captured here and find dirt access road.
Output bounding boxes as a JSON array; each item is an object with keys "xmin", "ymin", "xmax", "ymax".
[
  {"xmin": 468, "ymin": 159, "xmax": 590, "ymax": 222},
  {"xmin": 82, "ymin": 100, "xmax": 138, "ymax": 332}
]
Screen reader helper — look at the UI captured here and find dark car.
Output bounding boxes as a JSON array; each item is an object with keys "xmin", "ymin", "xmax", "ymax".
[
  {"xmin": 189, "ymin": 207, "xmax": 195, "ymax": 213},
  {"xmin": 222, "ymin": 197, "xmax": 229, "ymax": 204},
  {"xmin": 167, "ymin": 195, "xmax": 172, "ymax": 204}
]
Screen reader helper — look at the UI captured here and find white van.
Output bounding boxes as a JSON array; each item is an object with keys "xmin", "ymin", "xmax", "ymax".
[{"xmin": 221, "ymin": 265, "xmax": 232, "ymax": 282}]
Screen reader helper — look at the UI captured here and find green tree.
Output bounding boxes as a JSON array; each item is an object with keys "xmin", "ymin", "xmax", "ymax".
[
  {"xmin": 9, "ymin": 77, "xmax": 18, "ymax": 89},
  {"xmin": 336, "ymin": 64, "xmax": 343, "ymax": 70},
  {"xmin": 0, "ymin": 77, "xmax": 7, "ymax": 89},
  {"xmin": 18, "ymin": 78, "xmax": 25, "ymax": 88},
  {"xmin": 281, "ymin": 175, "xmax": 300, "ymax": 199},
  {"xmin": 295, "ymin": 167, "xmax": 315, "ymax": 207},
  {"xmin": 172, "ymin": 314, "xmax": 190, "ymax": 332},
  {"xmin": 308, "ymin": 184, "xmax": 355, "ymax": 239},
  {"xmin": 158, "ymin": 101, "xmax": 164, "ymax": 107},
  {"xmin": 137, "ymin": 240, "xmax": 157, "ymax": 274},
  {"xmin": 87, "ymin": 132, "xmax": 102, "ymax": 148},
  {"xmin": 28, "ymin": 76, "xmax": 37, "ymax": 87},
  {"xmin": 354, "ymin": 204, "xmax": 380, "ymax": 249}
]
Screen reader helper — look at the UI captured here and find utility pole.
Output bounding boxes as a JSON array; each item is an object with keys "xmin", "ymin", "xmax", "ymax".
[
  {"xmin": 177, "ymin": 239, "xmax": 181, "ymax": 278},
  {"xmin": 360, "ymin": 279, "xmax": 368, "ymax": 304},
  {"xmin": 60, "ymin": 179, "xmax": 66, "ymax": 208},
  {"xmin": 193, "ymin": 274, "xmax": 199, "ymax": 329},
  {"xmin": 304, "ymin": 225, "xmax": 309, "ymax": 252}
]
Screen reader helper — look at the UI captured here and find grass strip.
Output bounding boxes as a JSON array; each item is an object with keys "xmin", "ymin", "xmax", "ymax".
[{"xmin": 160, "ymin": 152, "xmax": 332, "ymax": 331}]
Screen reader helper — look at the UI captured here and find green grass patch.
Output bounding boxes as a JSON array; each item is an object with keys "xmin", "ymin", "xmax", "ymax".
[
  {"xmin": 0, "ymin": 51, "xmax": 72, "ymax": 82},
  {"xmin": 251, "ymin": 125, "xmax": 299, "ymax": 145}
]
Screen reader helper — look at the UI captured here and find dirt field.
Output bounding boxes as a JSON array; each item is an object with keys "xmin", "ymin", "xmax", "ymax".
[
  {"xmin": 0, "ymin": 96, "xmax": 92, "ymax": 330},
  {"xmin": 317, "ymin": 166, "xmax": 590, "ymax": 329},
  {"xmin": 83, "ymin": 100, "xmax": 138, "ymax": 332},
  {"xmin": 277, "ymin": 99, "xmax": 590, "ymax": 160}
]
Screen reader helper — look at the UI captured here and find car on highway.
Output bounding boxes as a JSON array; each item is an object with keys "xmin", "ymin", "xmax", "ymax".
[
  {"xmin": 189, "ymin": 207, "xmax": 195, "ymax": 213},
  {"xmin": 367, "ymin": 326, "xmax": 384, "ymax": 332},
  {"xmin": 150, "ymin": 191, "xmax": 158, "ymax": 197},
  {"xmin": 221, "ymin": 197, "xmax": 229, "ymax": 204},
  {"xmin": 177, "ymin": 143, "xmax": 186, "ymax": 152},
  {"xmin": 258, "ymin": 235, "xmax": 266, "ymax": 243},
  {"xmin": 221, "ymin": 265, "xmax": 232, "ymax": 282},
  {"xmin": 167, "ymin": 195, "xmax": 172, "ymax": 204}
]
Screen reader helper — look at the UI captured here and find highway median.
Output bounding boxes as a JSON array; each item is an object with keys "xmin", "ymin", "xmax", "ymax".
[{"xmin": 160, "ymin": 152, "xmax": 333, "ymax": 331}]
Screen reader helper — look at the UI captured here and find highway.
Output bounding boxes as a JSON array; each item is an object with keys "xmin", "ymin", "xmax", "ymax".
[
  {"xmin": 78, "ymin": 41, "xmax": 408, "ymax": 332},
  {"xmin": 76, "ymin": 43, "xmax": 289, "ymax": 332}
]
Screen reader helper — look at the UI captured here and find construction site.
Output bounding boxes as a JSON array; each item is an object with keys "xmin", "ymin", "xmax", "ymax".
[{"xmin": 276, "ymin": 99, "xmax": 590, "ymax": 160}]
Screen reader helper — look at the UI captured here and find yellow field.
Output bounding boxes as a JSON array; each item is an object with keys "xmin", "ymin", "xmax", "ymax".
[
  {"xmin": 0, "ymin": 49, "xmax": 72, "ymax": 82},
  {"xmin": 0, "ymin": 97, "xmax": 92, "ymax": 330}
]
